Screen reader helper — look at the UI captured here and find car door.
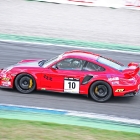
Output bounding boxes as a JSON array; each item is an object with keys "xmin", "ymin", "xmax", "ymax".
[{"xmin": 41, "ymin": 58, "xmax": 87, "ymax": 93}]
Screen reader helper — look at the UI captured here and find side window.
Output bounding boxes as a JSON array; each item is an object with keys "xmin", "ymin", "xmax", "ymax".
[
  {"xmin": 84, "ymin": 62, "xmax": 105, "ymax": 71},
  {"xmin": 56, "ymin": 58, "xmax": 86, "ymax": 70}
]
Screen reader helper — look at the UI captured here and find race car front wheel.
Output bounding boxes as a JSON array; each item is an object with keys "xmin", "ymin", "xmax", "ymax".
[
  {"xmin": 89, "ymin": 81, "xmax": 112, "ymax": 102},
  {"xmin": 14, "ymin": 73, "xmax": 36, "ymax": 94}
]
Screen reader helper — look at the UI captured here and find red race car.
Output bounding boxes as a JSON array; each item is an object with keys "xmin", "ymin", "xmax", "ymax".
[{"xmin": 0, "ymin": 50, "xmax": 140, "ymax": 102}]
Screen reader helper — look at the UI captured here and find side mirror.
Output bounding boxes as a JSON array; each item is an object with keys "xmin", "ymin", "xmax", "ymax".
[{"xmin": 52, "ymin": 65, "xmax": 58, "ymax": 70}]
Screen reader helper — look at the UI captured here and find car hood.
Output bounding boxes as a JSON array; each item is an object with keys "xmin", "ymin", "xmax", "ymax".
[
  {"xmin": 16, "ymin": 60, "xmax": 41, "ymax": 67},
  {"xmin": 2, "ymin": 59, "xmax": 44, "ymax": 72}
]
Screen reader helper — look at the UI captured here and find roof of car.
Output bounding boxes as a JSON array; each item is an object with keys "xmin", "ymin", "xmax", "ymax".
[{"xmin": 62, "ymin": 50, "xmax": 100, "ymax": 61}]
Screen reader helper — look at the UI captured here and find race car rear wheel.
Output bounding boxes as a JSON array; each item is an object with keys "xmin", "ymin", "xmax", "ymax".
[
  {"xmin": 14, "ymin": 73, "xmax": 36, "ymax": 94},
  {"xmin": 89, "ymin": 81, "xmax": 112, "ymax": 102}
]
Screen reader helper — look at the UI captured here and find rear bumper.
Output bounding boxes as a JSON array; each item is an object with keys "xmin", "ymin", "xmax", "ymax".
[
  {"xmin": 113, "ymin": 77, "xmax": 140, "ymax": 97},
  {"xmin": 113, "ymin": 85, "xmax": 140, "ymax": 97}
]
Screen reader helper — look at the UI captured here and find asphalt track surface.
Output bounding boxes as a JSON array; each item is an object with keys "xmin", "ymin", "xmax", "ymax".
[{"xmin": 0, "ymin": 41, "xmax": 140, "ymax": 119}]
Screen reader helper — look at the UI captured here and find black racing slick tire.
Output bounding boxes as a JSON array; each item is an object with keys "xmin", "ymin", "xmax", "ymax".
[
  {"xmin": 15, "ymin": 73, "xmax": 36, "ymax": 94},
  {"xmin": 89, "ymin": 81, "xmax": 112, "ymax": 102}
]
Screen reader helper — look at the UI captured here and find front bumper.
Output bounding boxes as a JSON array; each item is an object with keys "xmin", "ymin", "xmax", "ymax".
[
  {"xmin": 0, "ymin": 71, "xmax": 13, "ymax": 88},
  {"xmin": 0, "ymin": 79, "xmax": 12, "ymax": 88}
]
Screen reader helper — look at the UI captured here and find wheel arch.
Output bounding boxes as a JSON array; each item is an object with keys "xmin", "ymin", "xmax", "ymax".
[
  {"xmin": 13, "ymin": 72, "xmax": 37, "ymax": 89},
  {"xmin": 88, "ymin": 80, "xmax": 114, "ymax": 97}
]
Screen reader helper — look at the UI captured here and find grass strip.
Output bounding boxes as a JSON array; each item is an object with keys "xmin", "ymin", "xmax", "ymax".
[
  {"xmin": 0, "ymin": 34, "xmax": 140, "ymax": 52},
  {"xmin": 0, "ymin": 118, "xmax": 140, "ymax": 140},
  {"xmin": 0, "ymin": 110, "xmax": 140, "ymax": 134}
]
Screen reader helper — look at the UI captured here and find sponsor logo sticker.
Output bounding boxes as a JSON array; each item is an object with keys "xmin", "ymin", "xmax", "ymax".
[
  {"xmin": 2, "ymin": 77, "xmax": 10, "ymax": 81},
  {"xmin": 115, "ymin": 89, "xmax": 124, "ymax": 92},
  {"xmin": 108, "ymin": 77, "xmax": 119, "ymax": 81},
  {"xmin": 1, "ymin": 81, "xmax": 11, "ymax": 87}
]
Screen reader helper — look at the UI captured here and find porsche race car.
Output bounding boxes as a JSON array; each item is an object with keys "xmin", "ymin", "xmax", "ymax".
[{"xmin": 0, "ymin": 50, "xmax": 140, "ymax": 102}]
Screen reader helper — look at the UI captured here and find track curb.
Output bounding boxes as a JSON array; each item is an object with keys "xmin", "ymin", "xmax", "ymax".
[{"xmin": 0, "ymin": 104, "xmax": 140, "ymax": 134}]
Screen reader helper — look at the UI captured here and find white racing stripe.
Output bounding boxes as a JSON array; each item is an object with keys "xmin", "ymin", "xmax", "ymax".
[{"xmin": 0, "ymin": 103, "xmax": 140, "ymax": 125}]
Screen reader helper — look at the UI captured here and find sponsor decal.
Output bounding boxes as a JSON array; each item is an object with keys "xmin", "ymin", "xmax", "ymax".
[
  {"xmin": 64, "ymin": 78, "xmax": 80, "ymax": 93},
  {"xmin": 44, "ymin": 75, "xmax": 52, "ymax": 81},
  {"xmin": 1, "ymin": 81, "xmax": 11, "ymax": 87},
  {"xmin": 111, "ymin": 81, "xmax": 119, "ymax": 85},
  {"xmin": 41, "ymin": 88, "xmax": 46, "ymax": 90},
  {"xmin": 128, "ymin": 77, "xmax": 135, "ymax": 81},
  {"xmin": 115, "ymin": 89, "xmax": 124, "ymax": 92},
  {"xmin": 64, "ymin": 77, "xmax": 80, "ymax": 93},
  {"xmin": 108, "ymin": 77, "xmax": 119, "ymax": 81},
  {"xmin": 2, "ymin": 77, "xmax": 10, "ymax": 81}
]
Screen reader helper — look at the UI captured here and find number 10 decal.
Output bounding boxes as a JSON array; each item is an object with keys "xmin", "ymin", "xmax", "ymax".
[
  {"xmin": 64, "ymin": 78, "xmax": 80, "ymax": 93},
  {"xmin": 68, "ymin": 82, "xmax": 76, "ymax": 89}
]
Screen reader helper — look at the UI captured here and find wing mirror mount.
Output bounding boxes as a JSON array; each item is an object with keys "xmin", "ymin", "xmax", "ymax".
[{"xmin": 52, "ymin": 65, "xmax": 58, "ymax": 70}]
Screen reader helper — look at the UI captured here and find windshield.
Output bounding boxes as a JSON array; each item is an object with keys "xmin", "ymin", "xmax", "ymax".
[
  {"xmin": 42, "ymin": 54, "xmax": 63, "ymax": 68},
  {"xmin": 97, "ymin": 56, "xmax": 125, "ymax": 70},
  {"xmin": 42, "ymin": 57, "xmax": 58, "ymax": 68}
]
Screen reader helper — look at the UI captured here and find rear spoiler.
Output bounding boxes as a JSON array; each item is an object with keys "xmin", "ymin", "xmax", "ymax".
[
  {"xmin": 123, "ymin": 62, "xmax": 140, "ymax": 78},
  {"xmin": 128, "ymin": 62, "xmax": 140, "ymax": 67}
]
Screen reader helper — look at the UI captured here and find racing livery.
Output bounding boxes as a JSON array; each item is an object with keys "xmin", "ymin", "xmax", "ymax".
[{"xmin": 0, "ymin": 50, "xmax": 140, "ymax": 102}]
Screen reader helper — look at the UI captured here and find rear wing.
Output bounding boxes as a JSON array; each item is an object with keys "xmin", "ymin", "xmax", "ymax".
[
  {"xmin": 128, "ymin": 62, "xmax": 140, "ymax": 67},
  {"xmin": 123, "ymin": 62, "xmax": 140, "ymax": 78}
]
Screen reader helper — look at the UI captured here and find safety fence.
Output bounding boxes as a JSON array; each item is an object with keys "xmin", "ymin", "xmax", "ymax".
[{"xmin": 30, "ymin": 0, "xmax": 140, "ymax": 10}]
